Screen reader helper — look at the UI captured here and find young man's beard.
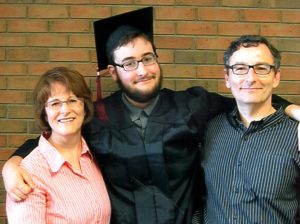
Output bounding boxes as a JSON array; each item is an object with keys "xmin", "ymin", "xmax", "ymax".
[{"xmin": 117, "ymin": 73, "xmax": 162, "ymax": 104}]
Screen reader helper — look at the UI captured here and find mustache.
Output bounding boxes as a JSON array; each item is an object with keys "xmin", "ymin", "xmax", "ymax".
[{"xmin": 134, "ymin": 74, "xmax": 156, "ymax": 84}]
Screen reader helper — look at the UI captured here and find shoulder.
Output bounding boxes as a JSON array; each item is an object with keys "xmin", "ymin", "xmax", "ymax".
[
  {"xmin": 208, "ymin": 113, "xmax": 228, "ymax": 126},
  {"xmin": 159, "ymin": 87, "xmax": 212, "ymax": 105},
  {"xmin": 21, "ymin": 146, "xmax": 47, "ymax": 174}
]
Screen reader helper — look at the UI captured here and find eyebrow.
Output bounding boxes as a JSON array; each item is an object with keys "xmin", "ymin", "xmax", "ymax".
[
  {"xmin": 121, "ymin": 52, "xmax": 154, "ymax": 63},
  {"xmin": 47, "ymin": 96, "xmax": 77, "ymax": 102},
  {"xmin": 231, "ymin": 61, "xmax": 272, "ymax": 65}
]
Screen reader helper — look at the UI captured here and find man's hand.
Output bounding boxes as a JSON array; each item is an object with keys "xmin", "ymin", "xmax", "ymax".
[
  {"xmin": 285, "ymin": 104, "xmax": 300, "ymax": 121},
  {"xmin": 2, "ymin": 156, "xmax": 35, "ymax": 201}
]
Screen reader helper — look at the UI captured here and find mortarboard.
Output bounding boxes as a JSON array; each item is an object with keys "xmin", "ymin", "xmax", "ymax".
[
  {"xmin": 92, "ymin": 7, "xmax": 154, "ymax": 121},
  {"xmin": 93, "ymin": 7, "xmax": 153, "ymax": 70}
]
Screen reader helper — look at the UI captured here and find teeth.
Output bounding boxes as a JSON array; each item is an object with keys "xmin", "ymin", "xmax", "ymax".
[{"xmin": 58, "ymin": 118, "xmax": 75, "ymax": 123}]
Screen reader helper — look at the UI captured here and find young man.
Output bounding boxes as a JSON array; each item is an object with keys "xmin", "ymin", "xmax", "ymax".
[
  {"xmin": 201, "ymin": 35, "xmax": 300, "ymax": 223},
  {"xmin": 2, "ymin": 8, "xmax": 298, "ymax": 224}
]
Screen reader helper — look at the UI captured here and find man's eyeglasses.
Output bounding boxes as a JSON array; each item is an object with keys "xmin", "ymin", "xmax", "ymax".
[
  {"xmin": 114, "ymin": 53, "xmax": 158, "ymax": 71},
  {"xmin": 227, "ymin": 64, "xmax": 275, "ymax": 76},
  {"xmin": 45, "ymin": 97, "xmax": 83, "ymax": 110}
]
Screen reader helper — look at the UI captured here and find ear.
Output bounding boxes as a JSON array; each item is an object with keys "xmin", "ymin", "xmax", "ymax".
[
  {"xmin": 224, "ymin": 69, "xmax": 231, "ymax": 89},
  {"xmin": 273, "ymin": 69, "xmax": 281, "ymax": 88},
  {"xmin": 107, "ymin": 65, "xmax": 118, "ymax": 81}
]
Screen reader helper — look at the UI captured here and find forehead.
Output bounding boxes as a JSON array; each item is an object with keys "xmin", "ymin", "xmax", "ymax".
[
  {"xmin": 49, "ymin": 82, "xmax": 73, "ymax": 97},
  {"xmin": 113, "ymin": 37, "xmax": 154, "ymax": 61},
  {"xmin": 230, "ymin": 43, "xmax": 274, "ymax": 64}
]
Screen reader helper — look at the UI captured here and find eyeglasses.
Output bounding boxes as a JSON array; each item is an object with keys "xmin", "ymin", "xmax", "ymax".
[
  {"xmin": 114, "ymin": 53, "xmax": 158, "ymax": 71},
  {"xmin": 45, "ymin": 97, "xmax": 83, "ymax": 110},
  {"xmin": 227, "ymin": 64, "xmax": 275, "ymax": 76}
]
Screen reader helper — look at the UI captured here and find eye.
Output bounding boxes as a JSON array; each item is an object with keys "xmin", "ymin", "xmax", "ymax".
[
  {"xmin": 68, "ymin": 98, "xmax": 79, "ymax": 104},
  {"xmin": 143, "ymin": 55, "xmax": 154, "ymax": 63},
  {"xmin": 233, "ymin": 65, "xmax": 248, "ymax": 72},
  {"xmin": 48, "ymin": 101, "xmax": 61, "ymax": 107},
  {"xmin": 255, "ymin": 64, "xmax": 269, "ymax": 71},
  {"xmin": 123, "ymin": 60, "xmax": 137, "ymax": 68},
  {"xmin": 235, "ymin": 65, "xmax": 247, "ymax": 70}
]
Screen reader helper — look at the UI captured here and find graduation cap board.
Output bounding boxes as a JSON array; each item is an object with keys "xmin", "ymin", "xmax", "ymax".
[{"xmin": 93, "ymin": 7, "xmax": 154, "ymax": 70}]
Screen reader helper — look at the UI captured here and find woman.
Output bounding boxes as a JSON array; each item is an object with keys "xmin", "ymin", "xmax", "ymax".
[{"xmin": 6, "ymin": 67, "xmax": 111, "ymax": 223}]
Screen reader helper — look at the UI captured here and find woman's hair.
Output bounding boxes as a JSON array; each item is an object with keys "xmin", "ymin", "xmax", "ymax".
[{"xmin": 34, "ymin": 67, "xmax": 93, "ymax": 131}]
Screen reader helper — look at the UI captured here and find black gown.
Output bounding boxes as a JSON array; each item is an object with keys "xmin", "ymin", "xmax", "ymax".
[{"xmin": 84, "ymin": 87, "xmax": 234, "ymax": 224}]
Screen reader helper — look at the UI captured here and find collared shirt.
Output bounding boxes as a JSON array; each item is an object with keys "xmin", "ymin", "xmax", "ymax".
[
  {"xmin": 201, "ymin": 106, "xmax": 300, "ymax": 223},
  {"xmin": 6, "ymin": 135, "xmax": 111, "ymax": 224},
  {"xmin": 122, "ymin": 93, "xmax": 159, "ymax": 121},
  {"xmin": 122, "ymin": 93, "xmax": 159, "ymax": 136}
]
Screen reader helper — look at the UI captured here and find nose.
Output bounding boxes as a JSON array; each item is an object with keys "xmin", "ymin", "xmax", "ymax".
[
  {"xmin": 136, "ymin": 61, "xmax": 147, "ymax": 76},
  {"xmin": 245, "ymin": 67, "xmax": 258, "ymax": 82},
  {"xmin": 59, "ymin": 101, "xmax": 71, "ymax": 112}
]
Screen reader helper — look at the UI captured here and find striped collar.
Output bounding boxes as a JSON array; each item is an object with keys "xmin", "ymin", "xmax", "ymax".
[{"xmin": 227, "ymin": 104, "xmax": 286, "ymax": 132}]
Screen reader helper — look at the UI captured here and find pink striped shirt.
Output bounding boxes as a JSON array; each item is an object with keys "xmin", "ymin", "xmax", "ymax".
[{"xmin": 6, "ymin": 135, "xmax": 111, "ymax": 224}]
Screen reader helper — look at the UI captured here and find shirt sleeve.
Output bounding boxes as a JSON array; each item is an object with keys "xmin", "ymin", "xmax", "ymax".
[
  {"xmin": 272, "ymin": 94, "xmax": 291, "ymax": 109},
  {"xmin": 11, "ymin": 137, "xmax": 40, "ymax": 158},
  {"xmin": 204, "ymin": 91, "xmax": 235, "ymax": 120},
  {"xmin": 6, "ymin": 174, "xmax": 46, "ymax": 224},
  {"xmin": 185, "ymin": 87, "xmax": 235, "ymax": 120}
]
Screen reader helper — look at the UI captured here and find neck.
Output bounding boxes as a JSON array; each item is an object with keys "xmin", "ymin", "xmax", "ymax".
[
  {"xmin": 48, "ymin": 132, "xmax": 81, "ymax": 152},
  {"xmin": 237, "ymin": 101, "xmax": 276, "ymax": 128},
  {"xmin": 48, "ymin": 132, "xmax": 82, "ymax": 171},
  {"xmin": 125, "ymin": 95, "xmax": 155, "ymax": 109}
]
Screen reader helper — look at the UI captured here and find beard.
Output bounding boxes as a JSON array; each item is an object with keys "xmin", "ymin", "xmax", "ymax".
[{"xmin": 116, "ymin": 71, "xmax": 162, "ymax": 104}]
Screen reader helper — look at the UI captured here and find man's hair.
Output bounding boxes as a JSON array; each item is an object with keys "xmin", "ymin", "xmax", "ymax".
[
  {"xmin": 223, "ymin": 35, "xmax": 281, "ymax": 70},
  {"xmin": 106, "ymin": 25, "xmax": 157, "ymax": 66},
  {"xmin": 34, "ymin": 67, "xmax": 94, "ymax": 131}
]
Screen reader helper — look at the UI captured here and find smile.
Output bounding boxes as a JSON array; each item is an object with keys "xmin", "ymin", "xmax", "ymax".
[
  {"xmin": 240, "ymin": 87, "xmax": 262, "ymax": 90},
  {"xmin": 58, "ymin": 117, "xmax": 75, "ymax": 123},
  {"xmin": 134, "ymin": 76, "xmax": 154, "ymax": 84}
]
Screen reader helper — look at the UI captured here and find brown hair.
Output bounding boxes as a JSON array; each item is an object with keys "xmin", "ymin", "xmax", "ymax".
[
  {"xmin": 33, "ymin": 67, "xmax": 93, "ymax": 131},
  {"xmin": 224, "ymin": 35, "xmax": 281, "ymax": 71}
]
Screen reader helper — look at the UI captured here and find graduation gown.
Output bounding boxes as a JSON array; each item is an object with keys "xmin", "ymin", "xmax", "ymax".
[{"xmin": 84, "ymin": 87, "xmax": 234, "ymax": 224}]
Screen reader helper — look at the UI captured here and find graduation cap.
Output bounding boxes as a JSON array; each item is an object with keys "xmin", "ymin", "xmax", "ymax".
[
  {"xmin": 93, "ymin": 7, "xmax": 154, "ymax": 121},
  {"xmin": 94, "ymin": 7, "xmax": 153, "ymax": 70}
]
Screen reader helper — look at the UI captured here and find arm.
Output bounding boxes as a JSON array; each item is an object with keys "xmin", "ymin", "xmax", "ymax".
[
  {"xmin": 2, "ymin": 156, "xmax": 35, "ymax": 202},
  {"xmin": 272, "ymin": 95, "xmax": 300, "ymax": 150},
  {"xmin": 2, "ymin": 137, "xmax": 39, "ymax": 201},
  {"xmin": 284, "ymin": 104, "xmax": 300, "ymax": 121},
  {"xmin": 271, "ymin": 94, "xmax": 300, "ymax": 120},
  {"xmin": 6, "ymin": 172, "xmax": 46, "ymax": 224},
  {"xmin": 186, "ymin": 86, "xmax": 236, "ymax": 120},
  {"xmin": 273, "ymin": 96, "xmax": 300, "ymax": 153}
]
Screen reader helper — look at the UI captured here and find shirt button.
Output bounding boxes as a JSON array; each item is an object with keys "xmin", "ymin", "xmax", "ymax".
[{"xmin": 237, "ymin": 161, "xmax": 242, "ymax": 166}]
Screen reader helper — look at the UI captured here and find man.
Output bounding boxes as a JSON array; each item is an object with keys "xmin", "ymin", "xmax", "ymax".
[
  {"xmin": 2, "ymin": 9, "xmax": 297, "ymax": 224},
  {"xmin": 201, "ymin": 35, "xmax": 300, "ymax": 223}
]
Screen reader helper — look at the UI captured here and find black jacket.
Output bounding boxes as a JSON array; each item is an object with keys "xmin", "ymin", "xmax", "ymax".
[{"xmin": 83, "ymin": 87, "xmax": 234, "ymax": 224}]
